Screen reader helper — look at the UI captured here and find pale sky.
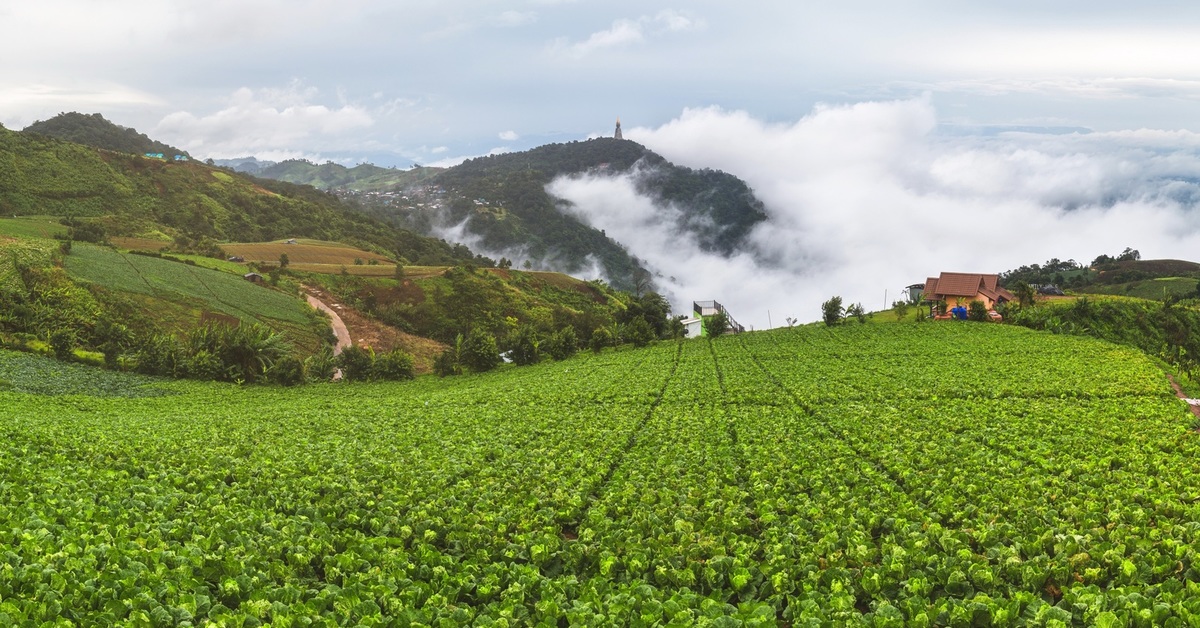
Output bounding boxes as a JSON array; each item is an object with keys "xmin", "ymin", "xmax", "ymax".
[
  {"xmin": 4, "ymin": 1, "xmax": 1200, "ymax": 165},
  {"xmin": 6, "ymin": 1, "xmax": 1200, "ymax": 324}
]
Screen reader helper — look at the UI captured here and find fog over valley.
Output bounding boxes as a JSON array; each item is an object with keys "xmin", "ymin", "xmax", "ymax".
[{"xmin": 545, "ymin": 99, "xmax": 1200, "ymax": 327}]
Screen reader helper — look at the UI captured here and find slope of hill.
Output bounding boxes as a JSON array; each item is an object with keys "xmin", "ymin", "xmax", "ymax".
[
  {"xmin": 2, "ymin": 323, "xmax": 1197, "ymax": 623},
  {"xmin": 0, "ymin": 125, "xmax": 483, "ymax": 266},
  {"xmin": 23, "ymin": 112, "xmax": 189, "ymax": 158}
]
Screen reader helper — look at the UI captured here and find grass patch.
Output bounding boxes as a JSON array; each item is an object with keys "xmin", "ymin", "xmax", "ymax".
[{"xmin": 0, "ymin": 216, "xmax": 68, "ymax": 239}]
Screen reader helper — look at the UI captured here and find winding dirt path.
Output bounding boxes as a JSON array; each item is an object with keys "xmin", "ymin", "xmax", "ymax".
[{"xmin": 306, "ymin": 294, "xmax": 351, "ymax": 355}]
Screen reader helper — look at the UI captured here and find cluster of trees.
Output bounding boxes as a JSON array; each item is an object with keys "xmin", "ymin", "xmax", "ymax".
[
  {"xmin": 133, "ymin": 323, "xmax": 293, "ymax": 384},
  {"xmin": 430, "ymin": 290, "xmax": 680, "ymax": 377},
  {"xmin": 1000, "ymin": 249, "xmax": 1145, "ymax": 292},
  {"xmin": 820, "ymin": 296, "xmax": 868, "ymax": 326},
  {"xmin": 1091, "ymin": 247, "xmax": 1142, "ymax": 267},
  {"xmin": 1000, "ymin": 257, "xmax": 1087, "ymax": 289}
]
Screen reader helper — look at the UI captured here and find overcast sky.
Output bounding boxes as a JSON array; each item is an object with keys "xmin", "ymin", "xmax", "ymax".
[
  {"xmin": 4, "ymin": 1, "xmax": 1200, "ymax": 165},
  {"xmin": 5, "ymin": 1, "xmax": 1200, "ymax": 324}
]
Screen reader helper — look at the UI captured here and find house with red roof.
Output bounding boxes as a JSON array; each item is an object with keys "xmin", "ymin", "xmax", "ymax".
[{"xmin": 922, "ymin": 272, "xmax": 1015, "ymax": 316}]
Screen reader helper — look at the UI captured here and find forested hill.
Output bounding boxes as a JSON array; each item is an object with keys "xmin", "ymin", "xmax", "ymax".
[
  {"xmin": 23, "ymin": 112, "xmax": 190, "ymax": 158},
  {"xmin": 267, "ymin": 138, "xmax": 769, "ymax": 290},
  {"xmin": 0, "ymin": 126, "xmax": 484, "ymax": 265},
  {"xmin": 436, "ymin": 138, "xmax": 768, "ymax": 258}
]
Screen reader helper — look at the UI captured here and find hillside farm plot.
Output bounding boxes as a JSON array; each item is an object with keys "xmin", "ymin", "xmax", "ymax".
[
  {"xmin": 4, "ymin": 324, "xmax": 1200, "ymax": 625},
  {"xmin": 221, "ymin": 240, "xmax": 392, "ymax": 265},
  {"xmin": 0, "ymin": 216, "xmax": 67, "ymax": 239},
  {"xmin": 63, "ymin": 243, "xmax": 315, "ymax": 331},
  {"xmin": 0, "ymin": 237, "xmax": 58, "ymax": 292}
]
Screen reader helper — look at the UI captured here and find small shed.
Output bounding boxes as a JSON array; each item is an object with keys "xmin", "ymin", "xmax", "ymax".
[
  {"xmin": 243, "ymin": 272, "xmax": 265, "ymax": 283},
  {"xmin": 681, "ymin": 316, "xmax": 704, "ymax": 339}
]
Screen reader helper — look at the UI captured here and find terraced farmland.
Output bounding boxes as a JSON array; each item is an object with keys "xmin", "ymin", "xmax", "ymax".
[
  {"xmin": 2, "ymin": 323, "xmax": 1198, "ymax": 625},
  {"xmin": 63, "ymin": 243, "xmax": 313, "ymax": 326},
  {"xmin": 220, "ymin": 240, "xmax": 392, "ymax": 265}
]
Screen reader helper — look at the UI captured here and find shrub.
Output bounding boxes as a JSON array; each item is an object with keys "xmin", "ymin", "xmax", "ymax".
[
  {"xmin": 821, "ymin": 296, "xmax": 844, "ymax": 327},
  {"xmin": 509, "ymin": 326, "xmax": 542, "ymax": 366},
  {"xmin": 185, "ymin": 349, "xmax": 225, "ymax": 381},
  {"xmin": 624, "ymin": 317, "xmax": 655, "ymax": 347},
  {"xmin": 968, "ymin": 300, "xmax": 989, "ymax": 322},
  {"xmin": 706, "ymin": 311, "xmax": 731, "ymax": 337},
  {"xmin": 434, "ymin": 335, "xmax": 465, "ymax": 376},
  {"xmin": 267, "ymin": 355, "xmax": 306, "ymax": 386},
  {"xmin": 462, "ymin": 328, "xmax": 501, "ymax": 372},
  {"xmin": 49, "ymin": 329, "xmax": 75, "ymax": 361},
  {"xmin": 590, "ymin": 327, "xmax": 614, "ymax": 353},
  {"xmin": 135, "ymin": 333, "xmax": 186, "ymax": 378},
  {"xmin": 545, "ymin": 326, "xmax": 578, "ymax": 361},
  {"xmin": 336, "ymin": 345, "xmax": 375, "ymax": 382},
  {"xmin": 373, "ymin": 349, "xmax": 415, "ymax": 381},
  {"xmin": 846, "ymin": 303, "xmax": 867, "ymax": 324},
  {"xmin": 304, "ymin": 347, "xmax": 337, "ymax": 382}
]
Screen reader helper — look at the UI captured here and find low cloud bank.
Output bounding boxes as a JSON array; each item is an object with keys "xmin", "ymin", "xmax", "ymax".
[{"xmin": 549, "ymin": 100, "xmax": 1200, "ymax": 328}]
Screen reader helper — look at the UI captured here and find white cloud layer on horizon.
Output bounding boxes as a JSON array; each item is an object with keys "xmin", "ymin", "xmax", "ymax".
[
  {"xmin": 153, "ymin": 84, "xmax": 373, "ymax": 158},
  {"xmin": 547, "ymin": 101, "xmax": 1200, "ymax": 328}
]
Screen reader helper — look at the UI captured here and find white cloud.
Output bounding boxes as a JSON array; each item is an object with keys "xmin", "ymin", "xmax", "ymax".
[
  {"xmin": 0, "ymin": 83, "xmax": 164, "ymax": 127},
  {"xmin": 546, "ymin": 101, "xmax": 1200, "ymax": 327},
  {"xmin": 550, "ymin": 9, "xmax": 703, "ymax": 57},
  {"xmin": 153, "ymin": 84, "xmax": 373, "ymax": 158},
  {"xmin": 495, "ymin": 10, "xmax": 537, "ymax": 27},
  {"xmin": 498, "ymin": 130, "xmax": 519, "ymax": 141}
]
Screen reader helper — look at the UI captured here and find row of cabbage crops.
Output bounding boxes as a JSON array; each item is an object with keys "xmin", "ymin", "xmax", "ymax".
[{"xmin": 1, "ymin": 323, "xmax": 1197, "ymax": 626}]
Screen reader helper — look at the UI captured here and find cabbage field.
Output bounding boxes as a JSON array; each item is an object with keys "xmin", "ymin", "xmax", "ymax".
[{"xmin": 2, "ymin": 323, "xmax": 1199, "ymax": 626}]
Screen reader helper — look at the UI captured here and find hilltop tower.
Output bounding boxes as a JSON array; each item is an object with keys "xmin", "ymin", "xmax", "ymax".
[{"xmin": 614, "ymin": 117, "xmax": 623, "ymax": 140}]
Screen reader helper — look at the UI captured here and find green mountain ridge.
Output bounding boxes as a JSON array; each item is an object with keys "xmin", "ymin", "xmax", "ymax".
[{"xmin": 23, "ymin": 112, "xmax": 189, "ymax": 158}]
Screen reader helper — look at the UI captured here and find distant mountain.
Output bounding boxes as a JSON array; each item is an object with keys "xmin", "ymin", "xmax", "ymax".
[
  {"xmin": 23, "ymin": 112, "xmax": 190, "ymax": 158},
  {"xmin": 211, "ymin": 157, "xmax": 277, "ymax": 174},
  {"xmin": 257, "ymin": 159, "xmax": 441, "ymax": 192},
  {"xmin": 247, "ymin": 138, "xmax": 769, "ymax": 290},
  {"xmin": 0, "ymin": 126, "xmax": 485, "ymax": 266}
]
